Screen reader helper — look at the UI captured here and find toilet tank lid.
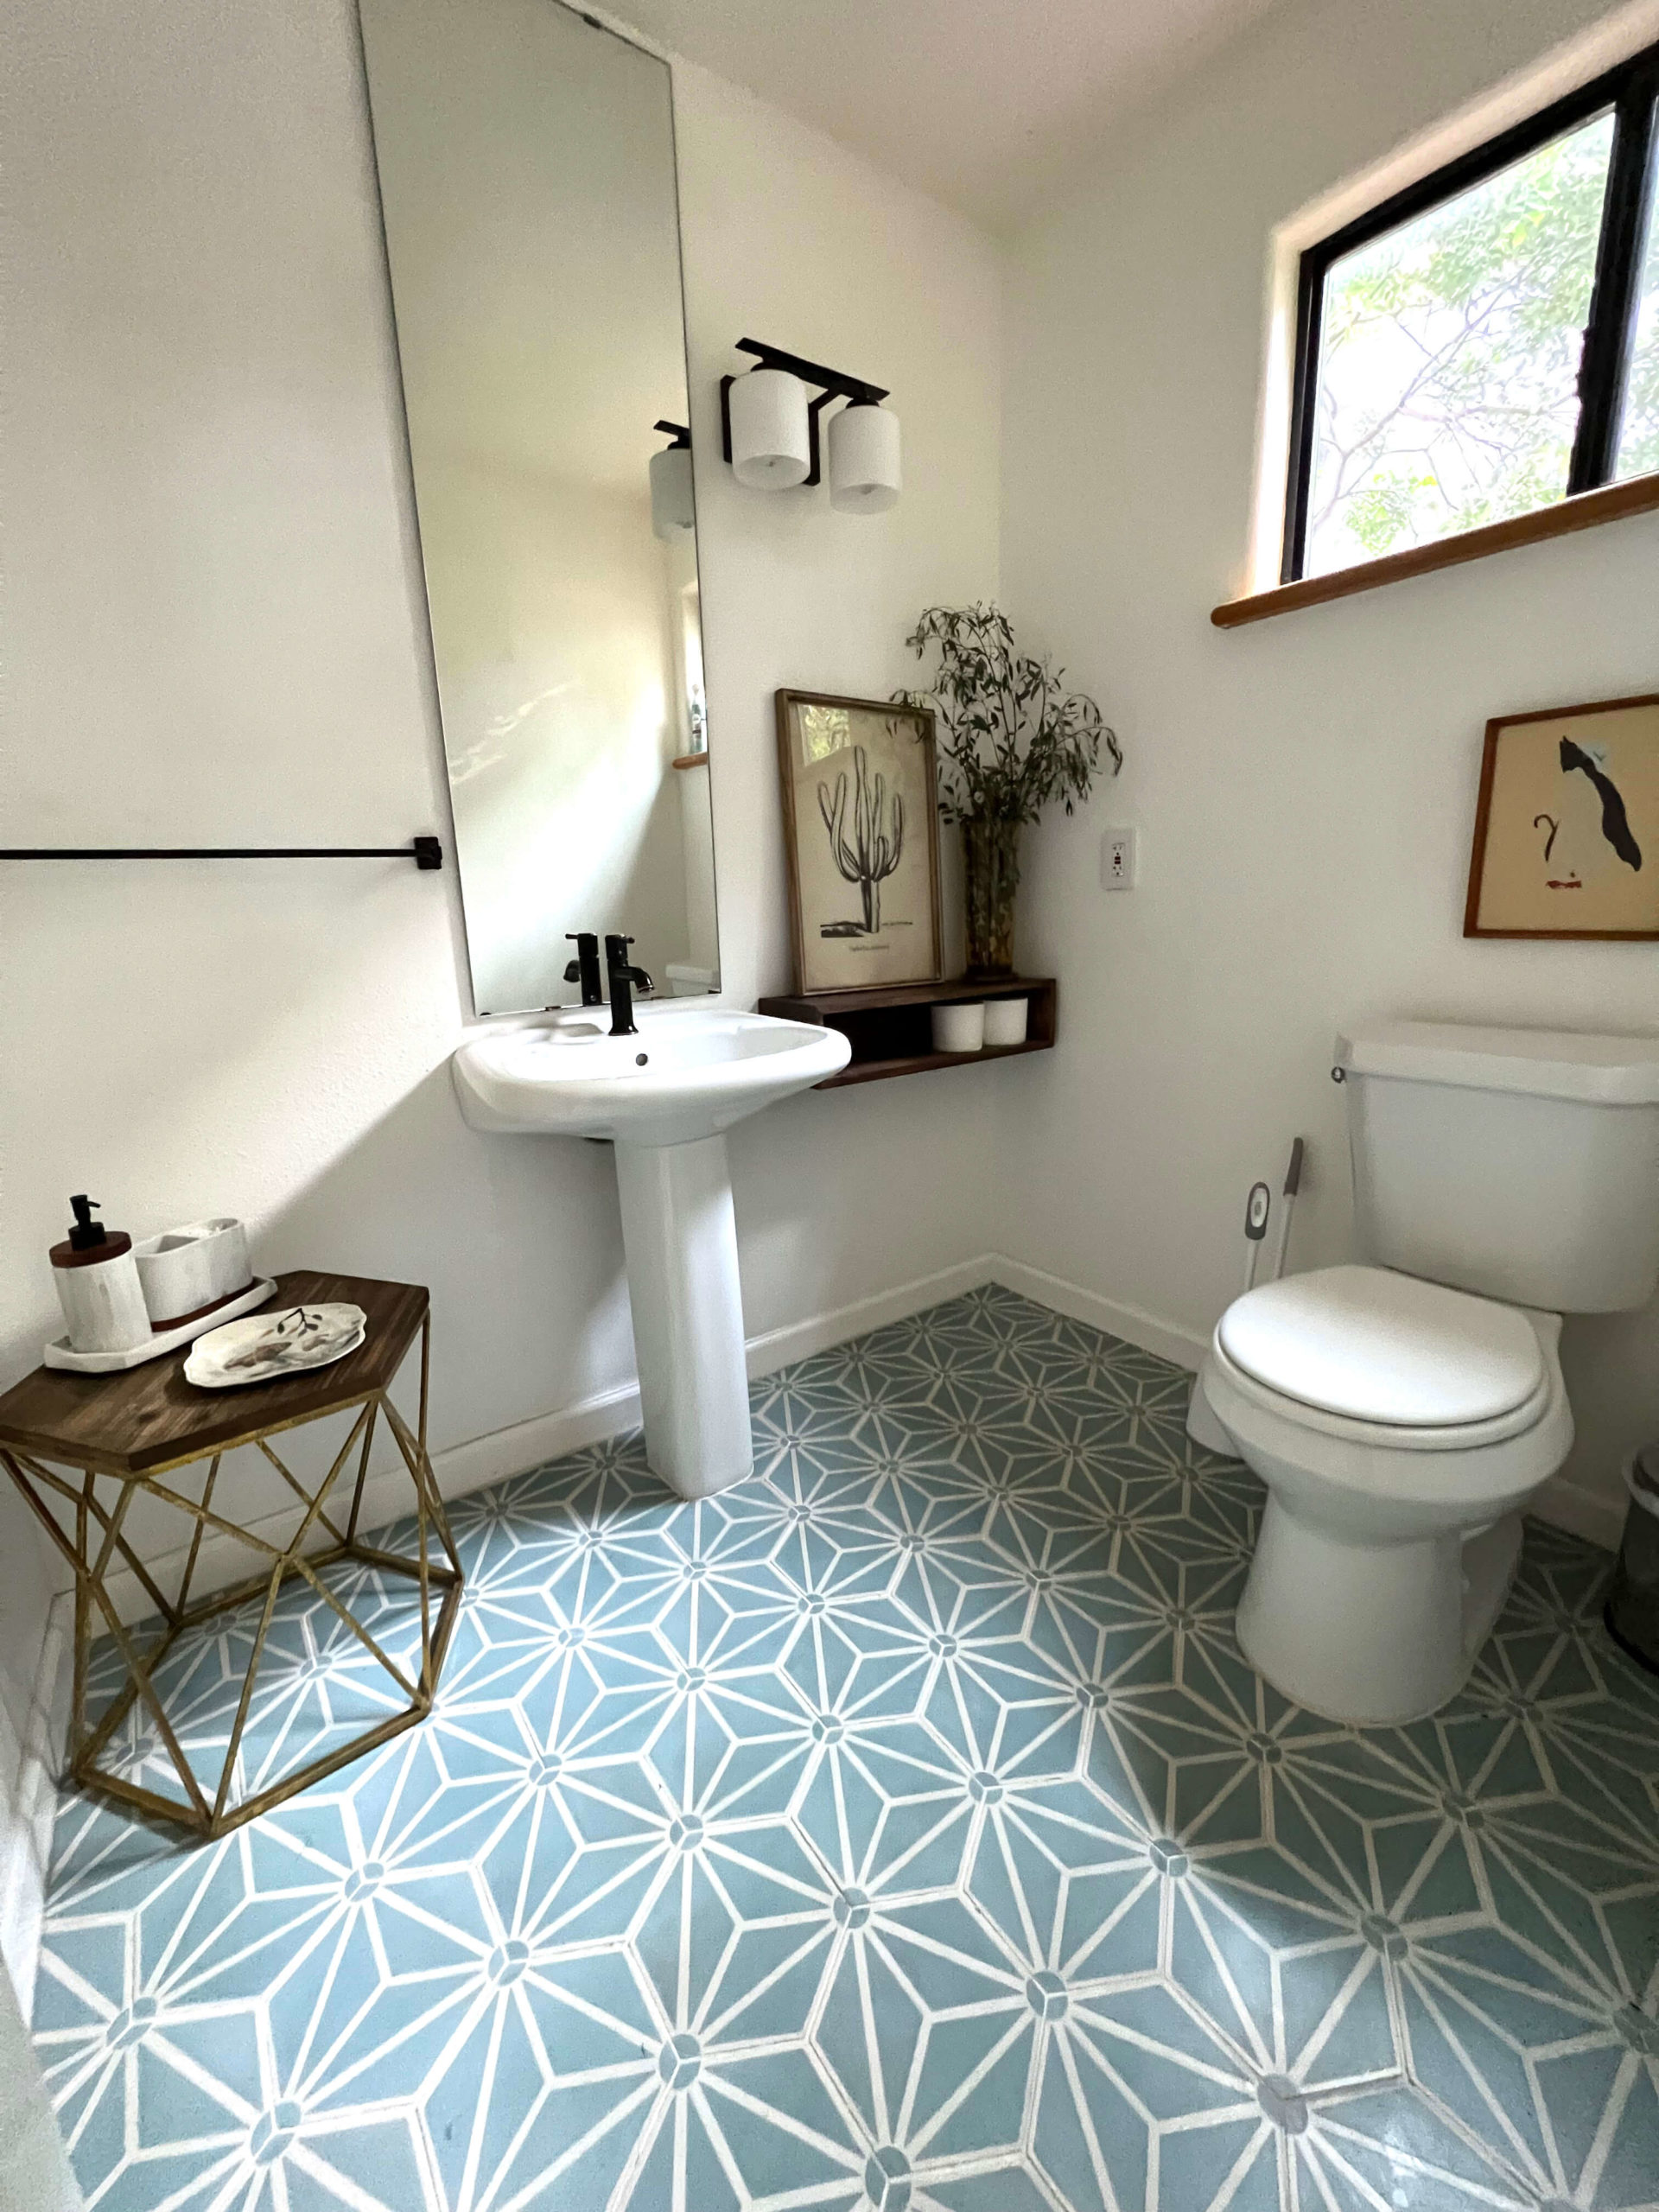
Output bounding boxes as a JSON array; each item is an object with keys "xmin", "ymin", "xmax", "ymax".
[{"xmin": 1336, "ymin": 1021, "xmax": 1659, "ymax": 1104}]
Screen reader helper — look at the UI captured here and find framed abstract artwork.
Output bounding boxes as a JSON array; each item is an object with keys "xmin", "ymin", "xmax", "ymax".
[
  {"xmin": 1465, "ymin": 693, "xmax": 1659, "ymax": 939},
  {"xmin": 775, "ymin": 690, "xmax": 944, "ymax": 993}
]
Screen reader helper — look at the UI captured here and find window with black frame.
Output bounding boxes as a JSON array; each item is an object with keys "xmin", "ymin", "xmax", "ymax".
[{"xmin": 1283, "ymin": 41, "xmax": 1659, "ymax": 583}]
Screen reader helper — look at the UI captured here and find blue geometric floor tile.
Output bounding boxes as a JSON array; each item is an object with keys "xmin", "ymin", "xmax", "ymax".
[
  {"xmin": 1291, "ymin": 2078, "xmax": 1536, "ymax": 2209},
  {"xmin": 33, "ymin": 1286, "xmax": 1659, "ymax": 2209}
]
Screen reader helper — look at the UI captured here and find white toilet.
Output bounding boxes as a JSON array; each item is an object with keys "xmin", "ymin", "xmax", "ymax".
[{"xmin": 1193, "ymin": 1021, "xmax": 1659, "ymax": 1726}]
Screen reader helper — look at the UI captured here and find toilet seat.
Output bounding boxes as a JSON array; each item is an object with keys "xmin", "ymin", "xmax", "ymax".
[
  {"xmin": 1210, "ymin": 1333, "xmax": 1553, "ymax": 1452},
  {"xmin": 1215, "ymin": 1265, "xmax": 1550, "ymax": 1449}
]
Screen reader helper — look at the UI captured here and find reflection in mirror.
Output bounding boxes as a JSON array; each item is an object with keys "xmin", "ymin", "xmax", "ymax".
[{"xmin": 359, "ymin": 0, "xmax": 719, "ymax": 1015}]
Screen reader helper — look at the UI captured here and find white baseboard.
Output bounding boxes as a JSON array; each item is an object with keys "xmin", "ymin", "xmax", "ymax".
[
  {"xmin": 430, "ymin": 1377, "xmax": 643, "ymax": 1503},
  {"xmin": 744, "ymin": 1255, "xmax": 997, "ymax": 1377},
  {"xmin": 1533, "ymin": 1471, "xmax": 1626, "ymax": 1552},
  {"xmin": 990, "ymin": 1255, "xmax": 1210, "ymax": 1370}
]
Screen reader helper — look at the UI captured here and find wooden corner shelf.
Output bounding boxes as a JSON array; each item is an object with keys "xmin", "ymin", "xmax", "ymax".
[{"xmin": 758, "ymin": 976, "xmax": 1057, "ymax": 1089}]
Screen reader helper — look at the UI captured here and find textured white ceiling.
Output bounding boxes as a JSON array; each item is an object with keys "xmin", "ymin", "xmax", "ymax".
[{"xmin": 605, "ymin": 0, "xmax": 1282, "ymax": 229}]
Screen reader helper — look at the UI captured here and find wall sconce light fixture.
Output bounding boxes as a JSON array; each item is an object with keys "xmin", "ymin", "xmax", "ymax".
[
  {"xmin": 827, "ymin": 398, "xmax": 901, "ymax": 513},
  {"xmin": 721, "ymin": 339, "xmax": 900, "ymax": 512},
  {"xmin": 650, "ymin": 420, "xmax": 696, "ymax": 539},
  {"xmin": 725, "ymin": 366, "xmax": 812, "ymax": 488}
]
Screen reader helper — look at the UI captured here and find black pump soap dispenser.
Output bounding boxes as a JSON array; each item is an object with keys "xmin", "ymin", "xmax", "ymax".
[
  {"xmin": 48, "ymin": 1194, "xmax": 153, "ymax": 1356},
  {"xmin": 66, "ymin": 1194, "xmax": 114, "ymax": 1251}
]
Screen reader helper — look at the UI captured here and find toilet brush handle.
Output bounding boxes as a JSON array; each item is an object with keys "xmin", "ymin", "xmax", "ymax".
[{"xmin": 1267, "ymin": 1138, "xmax": 1306, "ymax": 1286}]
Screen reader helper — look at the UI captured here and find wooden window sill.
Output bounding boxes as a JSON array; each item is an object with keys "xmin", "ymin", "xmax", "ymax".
[{"xmin": 1211, "ymin": 471, "xmax": 1659, "ymax": 628}]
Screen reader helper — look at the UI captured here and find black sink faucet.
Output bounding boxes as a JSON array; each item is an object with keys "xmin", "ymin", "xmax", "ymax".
[
  {"xmin": 563, "ymin": 931, "xmax": 603, "ymax": 1007},
  {"xmin": 605, "ymin": 933, "xmax": 654, "ymax": 1037}
]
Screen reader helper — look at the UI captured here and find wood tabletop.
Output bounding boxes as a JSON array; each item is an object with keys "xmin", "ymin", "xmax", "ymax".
[{"xmin": 0, "ymin": 1272, "xmax": 428, "ymax": 1478}]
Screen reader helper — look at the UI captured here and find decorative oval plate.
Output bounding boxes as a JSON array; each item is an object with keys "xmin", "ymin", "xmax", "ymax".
[{"xmin": 185, "ymin": 1303, "xmax": 367, "ymax": 1390}]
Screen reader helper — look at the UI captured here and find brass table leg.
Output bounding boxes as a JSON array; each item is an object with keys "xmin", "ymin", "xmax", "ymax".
[{"xmin": 0, "ymin": 1328, "xmax": 463, "ymax": 1841}]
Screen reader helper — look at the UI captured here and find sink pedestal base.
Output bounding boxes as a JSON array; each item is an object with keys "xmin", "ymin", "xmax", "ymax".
[{"xmin": 613, "ymin": 1135, "xmax": 753, "ymax": 1499}]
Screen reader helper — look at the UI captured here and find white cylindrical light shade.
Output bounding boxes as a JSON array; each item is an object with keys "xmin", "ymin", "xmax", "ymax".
[
  {"xmin": 650, "ymin": 444, "xmax": 696, "ymax": 537},
  {"xmin": 728, "ymin": 367, "xmax": 810, "ymax": 488},
  {"xmin": 828, "ymin": 402, "xmax": 901, "ymax": 512}
]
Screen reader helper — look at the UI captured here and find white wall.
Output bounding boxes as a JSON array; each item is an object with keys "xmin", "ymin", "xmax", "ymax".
[
  {"xmin": 0, "ymin": 0, "xmax": 1002, "ymax": 1969},
  {"xmin": 0, "ymin": 1953, "xmax": 81, "ymax": 2212},
  {"xmin": 1000, "ymin": 0, "xmax": 1659, "ymax": 1542}
]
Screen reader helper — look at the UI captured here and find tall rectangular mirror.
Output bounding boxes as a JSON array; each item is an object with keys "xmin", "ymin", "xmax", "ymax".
[{"xmin": 359, "ymin": 0, "xmax": 719, "ymax": 1016}]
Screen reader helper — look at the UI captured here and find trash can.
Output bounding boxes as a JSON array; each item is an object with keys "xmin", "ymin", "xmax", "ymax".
[{"xmin": 1605, "ymin": 1445, "xmax": 1659, "ymax": 1675}]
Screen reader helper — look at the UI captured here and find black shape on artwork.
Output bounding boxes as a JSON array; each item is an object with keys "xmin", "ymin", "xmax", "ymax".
[
  {"xmin": 1560, "ymin": 737, "xmax": 1643, "ymax": 870},
  {"xmin": 817, "ymin": 745, "xmax": 905, "ymax": 936}
]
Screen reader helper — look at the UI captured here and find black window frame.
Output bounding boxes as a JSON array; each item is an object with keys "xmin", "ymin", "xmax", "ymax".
[{"xmin": 1281, "ymin": 39, "xmax": 1659, "ymax": 584}]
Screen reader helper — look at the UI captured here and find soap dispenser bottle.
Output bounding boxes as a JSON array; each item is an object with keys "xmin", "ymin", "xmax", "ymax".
[{"xmin": 49, "ymin": 1195, "xmax": 154, "ymax": 1355}]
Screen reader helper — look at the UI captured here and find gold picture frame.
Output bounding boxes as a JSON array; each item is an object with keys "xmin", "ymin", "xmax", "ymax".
[
  {"xmin": 1465, "ymin": 692, "xmax": 1659, "ymax": 939},
  {"xmin": 776, "ymin": 690, "xmax": 944, "ymax": 994}
]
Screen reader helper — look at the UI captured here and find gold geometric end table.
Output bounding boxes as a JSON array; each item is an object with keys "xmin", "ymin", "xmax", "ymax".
[{"xmin": 0, "ymin": 1270, "xmax": 463, "ymax": 1841}]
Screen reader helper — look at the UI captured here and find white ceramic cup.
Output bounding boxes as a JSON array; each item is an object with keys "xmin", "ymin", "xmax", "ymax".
[
  {"xmin": 134, "ymin": 1217, "xmax": 253, "ymax": 1325},
  {"xmin": 931, "ymin": 1001, "xmax": 986, "ymax": 1053},
  {"xmin": 983, "ymin": 996, "xmax": 1029, "ymax": 1047}
]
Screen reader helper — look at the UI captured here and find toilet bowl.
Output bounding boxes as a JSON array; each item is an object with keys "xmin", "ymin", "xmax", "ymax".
[
  {"xmin": 1197, "ymin": 1265, "xmax": 1571, "ymax": 1723},
  {"xmin": 1198, "ymin": 1020, "xmax": 1659, "ymax": 1729}
]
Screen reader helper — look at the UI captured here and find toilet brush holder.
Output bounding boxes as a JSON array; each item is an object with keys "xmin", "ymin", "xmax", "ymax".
[{"xmin": 1605, "ymin": 1447, "xmax": 1659, "ymax": 1675}]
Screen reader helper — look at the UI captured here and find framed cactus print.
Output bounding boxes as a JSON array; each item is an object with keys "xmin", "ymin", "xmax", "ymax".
[{"xmin": 776, "ymin": 690, "xmax": 944, "ymax": 994}]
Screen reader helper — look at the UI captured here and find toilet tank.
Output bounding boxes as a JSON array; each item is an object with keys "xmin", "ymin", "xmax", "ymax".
[{"xmin": 1335, "ymin": 1022, "xmax": 1659, "ymax": 1313}]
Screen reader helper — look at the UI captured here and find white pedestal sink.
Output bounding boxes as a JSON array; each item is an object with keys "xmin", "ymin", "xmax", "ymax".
[{"xmin": 451, "ymin": 1007, "xmax": 850, "ymax": 1497}]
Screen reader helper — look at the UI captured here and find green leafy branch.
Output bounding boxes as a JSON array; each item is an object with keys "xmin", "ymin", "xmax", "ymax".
[{"xmin": 895, "ymin": 604, "xmax": 1120, "ymax": 828}]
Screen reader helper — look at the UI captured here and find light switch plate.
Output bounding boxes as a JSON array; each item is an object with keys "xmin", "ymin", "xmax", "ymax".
[{"xmin": 1102, "ymin": 826, "xmax": 1136, "ymax": 890}]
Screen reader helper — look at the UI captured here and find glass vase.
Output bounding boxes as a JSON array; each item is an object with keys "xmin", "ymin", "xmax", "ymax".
[{"xmin": 962, "ymin": 814, "xmax": 1020, "ymax": 977}]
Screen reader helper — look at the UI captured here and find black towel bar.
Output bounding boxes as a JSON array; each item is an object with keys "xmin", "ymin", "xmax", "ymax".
[{"xmin": 0, "ymin": 837, "xmax": 443, "ymax": 869}]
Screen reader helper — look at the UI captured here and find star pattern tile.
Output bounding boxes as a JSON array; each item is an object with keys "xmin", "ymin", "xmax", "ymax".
[{"xmin": 32, "ymin": 1287, "xmax": 1659, "ymax": 2210}]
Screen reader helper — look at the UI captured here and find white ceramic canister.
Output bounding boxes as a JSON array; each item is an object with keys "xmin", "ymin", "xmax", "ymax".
[
  {"xmin": 983, "ymin": 996, "xmax": 1029, "ymax": 1047},
  {"xmin": 931, "ymin": 1001, "xmax": 986, "ymax": 1053},
  {"xmin": 133, "ymin": 1217, "xmax": 253, "ymax": 1326},
  {"xmin": 49, "ymin": 1198, "xmax": 154, "ymax": 1354}
]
